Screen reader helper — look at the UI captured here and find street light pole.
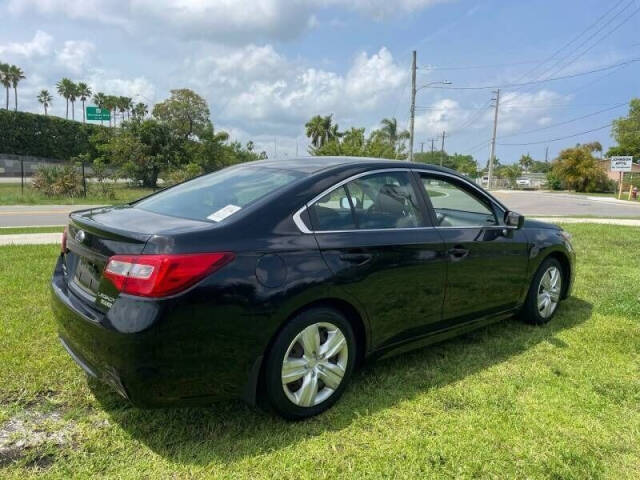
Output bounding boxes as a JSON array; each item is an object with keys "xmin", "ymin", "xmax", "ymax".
[
  {"xmin": 488, "ymin": 88, "xmax": 500, "ymax": 190},
  {"xmin": 408, "ymin": 65, "xmax": 451, "ymax": 162},
  {"xmin": 409, "ymin": 51, "xmax": 417, "ymax": 162}
]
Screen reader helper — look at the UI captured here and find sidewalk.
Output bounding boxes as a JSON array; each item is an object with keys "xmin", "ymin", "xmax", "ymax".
[{"xmin": 0, "ymin": 233, "xmax": 61, "ymax": 246}]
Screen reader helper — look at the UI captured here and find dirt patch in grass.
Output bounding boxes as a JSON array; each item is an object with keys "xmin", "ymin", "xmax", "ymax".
[{"xmin": 0, "ymin": 409, "xmax": 73, "ymax": 468}]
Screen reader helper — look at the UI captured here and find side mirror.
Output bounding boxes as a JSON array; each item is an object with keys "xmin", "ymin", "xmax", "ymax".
[
  {"xmin": 340, "ymin": 197, "xmax": 351, "ymax": 209},
  {"xmin": 504, "ymin": 210, "xmax": 525, "ymax": 229}
]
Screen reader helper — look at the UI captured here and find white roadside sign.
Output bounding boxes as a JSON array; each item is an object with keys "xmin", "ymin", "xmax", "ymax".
[{"xmin": 610, "ymin": 156, "xmax": 633, "ymax": 172}]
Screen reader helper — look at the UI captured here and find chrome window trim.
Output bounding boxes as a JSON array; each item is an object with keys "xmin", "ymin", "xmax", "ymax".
[{"xmin": 292, "ymin": 167, "xmax": 506, "ymax": 234}]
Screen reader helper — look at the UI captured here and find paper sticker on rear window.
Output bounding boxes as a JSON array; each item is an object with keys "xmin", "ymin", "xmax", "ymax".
[{"xmin": 207, "ymin": 204, "xmax": 242, "ymax": 222}]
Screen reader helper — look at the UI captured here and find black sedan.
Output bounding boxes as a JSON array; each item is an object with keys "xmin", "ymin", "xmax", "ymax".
[{"xmin": 51, "ymin": 157, "xmax": 575, "ymax": 419}]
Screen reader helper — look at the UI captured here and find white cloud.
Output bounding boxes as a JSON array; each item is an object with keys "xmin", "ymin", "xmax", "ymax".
[
  {"xmin": 0, "ymin": 30, "xmax": 53, "ymax": 58},
  {"xmin": 414, "ymin": 98, "xmax": 470, "ymax": 136},
  {"xmin": 87, "ymin": 72, "xmax": 156, "ymax": 101},
  {"xmin": 498, "ymin": 90, "xmax": 569, "ymax": 134},
  {"xmin": 7, "ymin": 0, "xmax": 450, "ymax": 41},
  {"xmin": 55, "ymin": 40, "xmax": 96, "ymax": 74},
  {"xmin": 326, "ymin": 0, "xmax": 452, "ymax": 20},
  {"xmin": 7, "ymin": 0, "xmax": 130, "ymax": 27},
  {"xmin": 192, "ymin": 46, "xmax": 407, "ymax": 133}
]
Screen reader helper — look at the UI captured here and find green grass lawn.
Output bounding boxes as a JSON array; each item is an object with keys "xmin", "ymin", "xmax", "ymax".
[
  {"xmin": 0, "ymin": 224, "xmax": 638, "ymax": 479},
  {"xmin": 0, "ymin": 226, "xmax": 64, "ymax": 235},
  {"xmin": 0, "ymin": 183, "xmax": 154, "ymax": 206}
]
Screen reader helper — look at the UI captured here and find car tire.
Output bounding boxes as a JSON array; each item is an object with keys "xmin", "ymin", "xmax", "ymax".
[
  {"xmin": 264, "ymin": 307, "xmax": 356, "ymax": 420},
  {"xmin": 521, "ymin": 257, "xmax": 564, "ymax": 325}
]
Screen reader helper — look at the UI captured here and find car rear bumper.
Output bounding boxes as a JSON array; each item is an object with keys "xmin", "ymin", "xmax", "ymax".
[{"xmin": 51, "ymin": 256, "xmax": 262, "ymax": 406}]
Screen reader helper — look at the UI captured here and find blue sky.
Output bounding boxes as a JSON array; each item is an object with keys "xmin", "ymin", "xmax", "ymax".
[{"xmin": 1, "ymin": 0, "xmax": 639, "ymax": 164}]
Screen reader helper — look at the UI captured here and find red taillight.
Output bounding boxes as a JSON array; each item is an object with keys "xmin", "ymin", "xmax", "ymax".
[
  {"xmin": 103, "ymin": 252, "xmax": 234, "ymax": 298},
  {"xmin": 61, "ymin": 226, "xmax": 68, "ymax": 253}
]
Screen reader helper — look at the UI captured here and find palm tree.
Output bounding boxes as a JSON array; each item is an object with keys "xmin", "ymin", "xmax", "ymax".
[
  {"xmin": 7, "ymin": 65, "xmax": 25, "ymax": 111},
  {"xmin": 77, "ymin": 82, "xmax": 92, "ymax": 123},
  {"xmin": 68, "ymin": 82, "xmax": 78, "ymax": 121},
  {"xmin": 305, "ymin": 115, "xmax": 326, "ymax": 148},
  {"xmin": 56, "ymin": 78, "xmax": 76, "ymax": 119},
  {"xmin": 328, "ymin": 122, "xmax": 342, "ymax": 142},
  {"xmin": 124, "ymin": 97, "xmax": 133, "ymax": 120},
  {"xmin": 132, "ymin": 102, "xmax": 148, "ymax": 119},
  {"xmin": 380, "ymin": 117, "xmax": 409, "ymax": 148},
  {"xmin": 92, "ymin": 92, "xmax": 107, "ymax": 126},
  {"xmin": 37, "ymin": 89, "xmax": 52, "ymax": 115},
  {"xmin": 105, "ymin": 95, "xmax": 118, "ymax": 127},
  {"xmin": 305, "ymin": 114, "xmax": 336, "ymax": 148},
  {"xmin": 0, "ymin": 63, "xmax": 11, "ymax": 110}
]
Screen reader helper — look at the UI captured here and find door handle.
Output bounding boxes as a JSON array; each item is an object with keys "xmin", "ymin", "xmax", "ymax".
[
  {"xmin": 339, "ymin": 253, "xmax": 373, "ymax": 265},
  {"xmin": 448, "ymin": 245, "xmax": 469, "ymax": 260}
]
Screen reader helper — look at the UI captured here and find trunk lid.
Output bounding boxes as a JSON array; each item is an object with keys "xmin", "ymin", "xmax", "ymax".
[{"xmin": 64, "ymin": 205, "xmax": 213, "ymax": 311}]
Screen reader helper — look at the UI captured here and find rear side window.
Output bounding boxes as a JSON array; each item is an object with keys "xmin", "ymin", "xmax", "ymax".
[
  {"xmin": 136, "ymin": 166, "xmax": 305, "ymax": 222},
  {"xmin": 308, "ymin": 171, "xmax": 424, "ymax": 231}
]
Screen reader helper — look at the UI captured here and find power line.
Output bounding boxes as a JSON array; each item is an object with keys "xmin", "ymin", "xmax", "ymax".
[
  {"xmin": 418, "ymin": 60, "xmax": 545, "ymax": 70},
  {"xmin": 522, "ymin": 1, "xmax": 639, "ymax": 85},
  {"xmin": 497, "ymin": 123, "xmax": 613, "ymax": 146},
  {"xmin": 503, "ymin": 1, "xmax": 640, "ymax": 102},
  {"xmin": 503, "ymin": 0, "xmax": 628, "ymax": 92},
  {"xmin": 498, "ymin": 103, "xmax": 627, "ymax": 139},
  {"xmin": 418, "ymin": 57, "xmax": 640, "ymax": 90}
]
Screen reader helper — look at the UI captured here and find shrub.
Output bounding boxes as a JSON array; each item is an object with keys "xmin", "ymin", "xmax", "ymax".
[
  {"xmin": 32, "ymin": 164, "xmax": 84, "ymax": 197},
  {"xmin": 91, "ymin": 158, "xmax": 116, "ymax": 199}
]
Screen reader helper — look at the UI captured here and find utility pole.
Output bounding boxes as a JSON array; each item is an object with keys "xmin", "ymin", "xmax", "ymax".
[
  {"xmin": 431, "ymin": 138, "xmax": 435, "ymax": 154},
  {"xmin": 440, "ymin": 131, "xmax": 446, "ymax": 166},
  {"xmin": 420, "ymin": 142, "xmax": 424, "ymax": 153},
  {"xmin": 409, "ymin": 50, "xmax": 417, "ymax": 162},
  {"xmin": 487, "ymin": 88, "xmax": 500, "ymax": 190},
  {"xmin": 544, "ymin": 145, "xmax": 549, "ymax": 163}
]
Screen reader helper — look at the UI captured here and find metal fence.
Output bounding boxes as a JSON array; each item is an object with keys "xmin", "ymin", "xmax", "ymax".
[{"xmin": 0, "ymin": 153, "xmax": 96, "ymax": 196}]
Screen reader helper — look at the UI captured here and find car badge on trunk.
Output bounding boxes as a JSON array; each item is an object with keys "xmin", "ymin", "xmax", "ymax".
[{"xmin": 75, "ymin": 230, "xmax": 86, "ymax": 243}]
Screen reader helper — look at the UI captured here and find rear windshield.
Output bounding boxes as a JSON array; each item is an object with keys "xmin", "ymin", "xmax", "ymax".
[{"xmin": 135, "ymin": 165, "xmax": 305, "ymax": 222}]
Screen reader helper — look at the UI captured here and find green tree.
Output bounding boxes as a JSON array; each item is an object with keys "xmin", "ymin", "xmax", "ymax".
[
  {"xmin": 0, "ymin": 63, "xmax": 10, "ymax": 110},
  {"xmin": 37, "ymin": 89, "xmax": 52, "ymax": 115},
  {"xmin": 305, "ymin": 114, "xmax": 337, "ymax": 148},
  {"xmin": 98, "ymin": 118, "xmax": 173, "ymax": 188},
  {"xmin": 104, "ymin": 95, "xmax": 119, "ymax": 127},
  {"xmin": 551, "ymin": 142, "xmax": 610, "ymax": 192},
  {"xmin": 77, "ymin": 82, "xmax": 92, "ymax": 123},
  {"xmin": 152, "ymin": 88, "xmax": 211, "ymax": 138},
  {"xmin": 56, "ymin": 78, "xmax": 76, "ymax": 120},
  {"xmin": 132, "ymin": 102, "xmax": 148, "ymax": 119},
  {"xmin": 92, "ymin": 92, "xmax": 107, "ymax": 126},
  {"xmin": 7, "ymin": 65, "xmax": 25, "ymax": 111},
  {"xmin": 305, "ymin": 115, "xmax": 327, "ymax": 148},
  {"xmin": 529, "ymin": 160, "xmax": 551, "ymax": 173},
  {"xmin": 518, "ymin": 153, "xmax": 534, "ymax": 172},
  {"xmin": 379, "ymin": 117, "xmax": 409, "ymax": 148},
  {"xmin": 607, "ymin": 98, "xmax": 640, "ymax": 160},
  {"xmin": 500, "ymin": 164, "xmax": 523, "ymax": 188}
]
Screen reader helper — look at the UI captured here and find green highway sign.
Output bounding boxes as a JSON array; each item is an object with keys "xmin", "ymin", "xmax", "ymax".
[{"xmin": 86, "ymin": 106, "xmax": 111, "ymax": 121}]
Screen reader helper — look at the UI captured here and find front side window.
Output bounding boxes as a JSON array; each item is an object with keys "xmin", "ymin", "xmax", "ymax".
[
  {"xmin": 420, "ymin": 175, "xmax": 497, "ymax": 227},
  {"xmin": 309, "ymin": 171, "xmax": 424, "ymax": 231}
]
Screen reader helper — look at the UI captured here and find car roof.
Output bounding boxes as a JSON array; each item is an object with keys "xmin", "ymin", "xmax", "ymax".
[{"xmin": 243, "ymin": 156, "xmax": 460, "ymax": 175}]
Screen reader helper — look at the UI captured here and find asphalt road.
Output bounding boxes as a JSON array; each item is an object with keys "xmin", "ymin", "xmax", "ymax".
[
  {"xmin": 0, "ymin": 205, "xmax": 98, "ymax": 227},
  {"xmin": 1, "ymin": 191, "xmax": 639, "ymax": 227},
  {"xmin": 492, "ymin": 191, "xmax": 640, "ymax": 218}
]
